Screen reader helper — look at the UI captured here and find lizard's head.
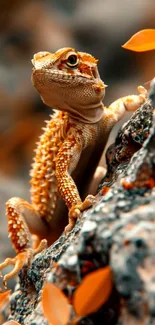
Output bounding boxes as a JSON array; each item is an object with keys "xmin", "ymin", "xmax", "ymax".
[{"xmin": 31, "ymin": 47, "xmax": 107, "ymax": 123}]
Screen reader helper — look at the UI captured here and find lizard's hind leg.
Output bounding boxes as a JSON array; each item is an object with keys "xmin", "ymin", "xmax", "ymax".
[{"xmin": 0, "ymin": 197, "xmax": 47, "ymax": 287}]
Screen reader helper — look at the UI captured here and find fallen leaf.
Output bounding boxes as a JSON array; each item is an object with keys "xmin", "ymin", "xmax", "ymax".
[
  {"xmin": 73, "ymin": 266, "xmax": 112, "ymax": 317},
  {"xmin": 42, "ymin": 283, "xmax": 70, "ymax": 325},
  {"xmin": 0, "ymin": 290, "xmax": 11, "ymax": 306},
  {"xmin": 122, "ymin": 29, "xmax": 155, "ymax": 52}
]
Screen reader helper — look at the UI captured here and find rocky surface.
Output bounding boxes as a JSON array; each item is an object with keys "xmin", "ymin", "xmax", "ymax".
[{"xmin": 3, "ymin": 85, "xmax": 155, "ymax": 325}]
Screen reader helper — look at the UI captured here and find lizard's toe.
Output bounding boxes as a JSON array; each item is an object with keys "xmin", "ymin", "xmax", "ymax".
[
  {"xmin": 69, "ymin": 205, "xmax": 82, "ymax": 220},
  {"xmin": 81, "ymin": 194, "xmax": 97, "ymax": 209},
  {"xmin": 0, "ymin": 250, "xmax": 33, "ymax": 288},
  {"xmin": 137, "ymin": 85, "xmax": 148, "ymax": 100},
  {"xmin": 64, "ymin": 205, "xmax": 82, "ymax": 235},
  {"xmin": 64, "ymin": 218, "xmax": 77, "ymax": 234},
  {"xmin": 0, "ymin": 239, "xmax": 47, "ymax": 288},
  {"xmin": 65, "ymin": 196, "xmax": 97, "ymax": 235}
]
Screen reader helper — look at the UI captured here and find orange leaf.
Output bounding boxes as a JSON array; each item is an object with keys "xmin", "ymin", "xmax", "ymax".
[
  {"xmin": 122, "ymin": 29, "xmax": 155, "ymax": 52},
  {"xmin": 42, "ymin": 283, "xmax": 70, "ymax": 325},
  {"xmin": 0, "ymin": 290, "xmax": 11, "ymax": 307},
  {"xmin": 73, "ymin": 267, "xmax": 112, "ymax": 317},
  {"xmin": 3, "ymin": 321, "xmax": 21, "ymax": 325}
]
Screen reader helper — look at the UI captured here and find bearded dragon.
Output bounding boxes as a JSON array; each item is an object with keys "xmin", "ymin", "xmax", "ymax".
[{"xmin": 0, "ymin": 47, "xmax": 147, "ymax": 285}]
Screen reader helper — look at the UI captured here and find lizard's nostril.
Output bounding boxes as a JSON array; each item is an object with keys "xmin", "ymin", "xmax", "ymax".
[
  {"xmin": 31, "ymin": 52, "xmax": 53, "ymax": 68},
  {"xmin": 34, "ymin": 52, "xmax": 51, "ymax": 60}
]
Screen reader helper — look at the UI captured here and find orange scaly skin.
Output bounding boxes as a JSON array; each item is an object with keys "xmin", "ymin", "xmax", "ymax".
[{"xmin": 0, "ymin": 47, "xmax": 148, "ymax": 286}]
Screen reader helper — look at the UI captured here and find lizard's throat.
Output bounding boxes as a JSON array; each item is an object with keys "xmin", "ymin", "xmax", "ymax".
[
  {"xmin": 63, "ymin": 101, "xmax": 104, "ymax": 124},
  {"xmin": 39, "ymin": 89, "xmax": 104, "ymax": 123}
]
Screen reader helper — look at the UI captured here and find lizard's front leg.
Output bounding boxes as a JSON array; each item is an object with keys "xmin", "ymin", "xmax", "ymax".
[
  {"xmin": 108, "ymin": 86, "xmax": 147, "ymax": 121},
  {"xmin": 0, "ymin": 198, "xmax": 47, "ymax": 287},
  {"xmin": 55, "ymin": 128, "xmax": 94, "ymax": 234}
]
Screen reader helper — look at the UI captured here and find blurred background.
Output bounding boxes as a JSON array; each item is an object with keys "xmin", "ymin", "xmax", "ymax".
[{"xmin": 0, "ymin": 0, "xmax": 155, "ymax": 285}]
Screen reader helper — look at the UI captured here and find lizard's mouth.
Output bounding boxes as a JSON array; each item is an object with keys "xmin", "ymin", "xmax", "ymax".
[
  {"xmin": 32, "ymin": 68, "xmax": 108, "ymax": 98},
  {"xmin": 32, "ymin": 68, "xmax": 95, "ymax": 83}
]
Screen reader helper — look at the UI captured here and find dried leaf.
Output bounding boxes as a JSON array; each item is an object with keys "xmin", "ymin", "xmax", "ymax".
[
  {"xmin": 73, "ymin": 267, "xmax": 112, "ymax": 317},
  {"xmin": 2, "ymin": 321, "xmax": 21, "ymax": 325},
  {"xmin": 42, "ymin": 283, "xmax": 70, "ymax": 325},
  {"xmin": 122, "ymin": 29, "xmax": 155, "ymax": 52},
  {"xmin": 0, "ymin": 290, "xmax": 11, "ymax": 306}
]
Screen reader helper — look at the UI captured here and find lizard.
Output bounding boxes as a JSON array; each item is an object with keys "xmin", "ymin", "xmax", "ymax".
[{"xmin": 0, "ymin": 47, "xmax": 147, "ymax": 286}]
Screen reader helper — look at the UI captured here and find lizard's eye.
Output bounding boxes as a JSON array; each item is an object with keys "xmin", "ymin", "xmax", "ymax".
[{"xmin": 66, "ymin": 54, "xmax": 78, "ymax": 67}]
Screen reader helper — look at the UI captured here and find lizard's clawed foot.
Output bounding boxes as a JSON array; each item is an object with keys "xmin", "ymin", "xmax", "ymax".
[
  {"xmin": 80, "ymin": 194, "xmax": 97, "ymax": 208},
  {"xmin": 122, "ymin": 85, "xmax": 148, "ymax": 113},
  {"xmin": 0, "ymin": 239, "xmax": 47, "ymax": 288},
  {"xmin": 0, "ymin": 250, "xmax": 33, "ymax": 288},
  {"xmin": 135, "ymin": 85, "xmax": 148, "ymax": 108},
  {"xmin": 137, "ymin": 85, "xmax": 148, "ymax": 100},
  {"xmin": 65, "ymin": 195, "xmax": 97, "ymax": 234}
]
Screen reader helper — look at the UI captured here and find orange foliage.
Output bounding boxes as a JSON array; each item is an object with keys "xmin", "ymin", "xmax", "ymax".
[
  {"xmin": 0, "ymin": 290, "xmax": 11, "ymax": 306},
  {"xmin": 42, "ymin": 283, "xmax": 70, "ymax": 325},
  {"xmin": 73, "ymin": 267, "xmax": 112, "ymax": 317},
  {"xmin": 41, "ymin": 267, "xmax": 113, "ymax": 324},
  {"xmin": 122, "ymin": 29, "xmax": 155, "ymax": 52}
]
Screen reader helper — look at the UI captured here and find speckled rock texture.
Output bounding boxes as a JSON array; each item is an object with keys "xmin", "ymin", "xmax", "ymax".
[{"xmin": 5, "ymin": 85, "xmax": 155, "ymax": 325}]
